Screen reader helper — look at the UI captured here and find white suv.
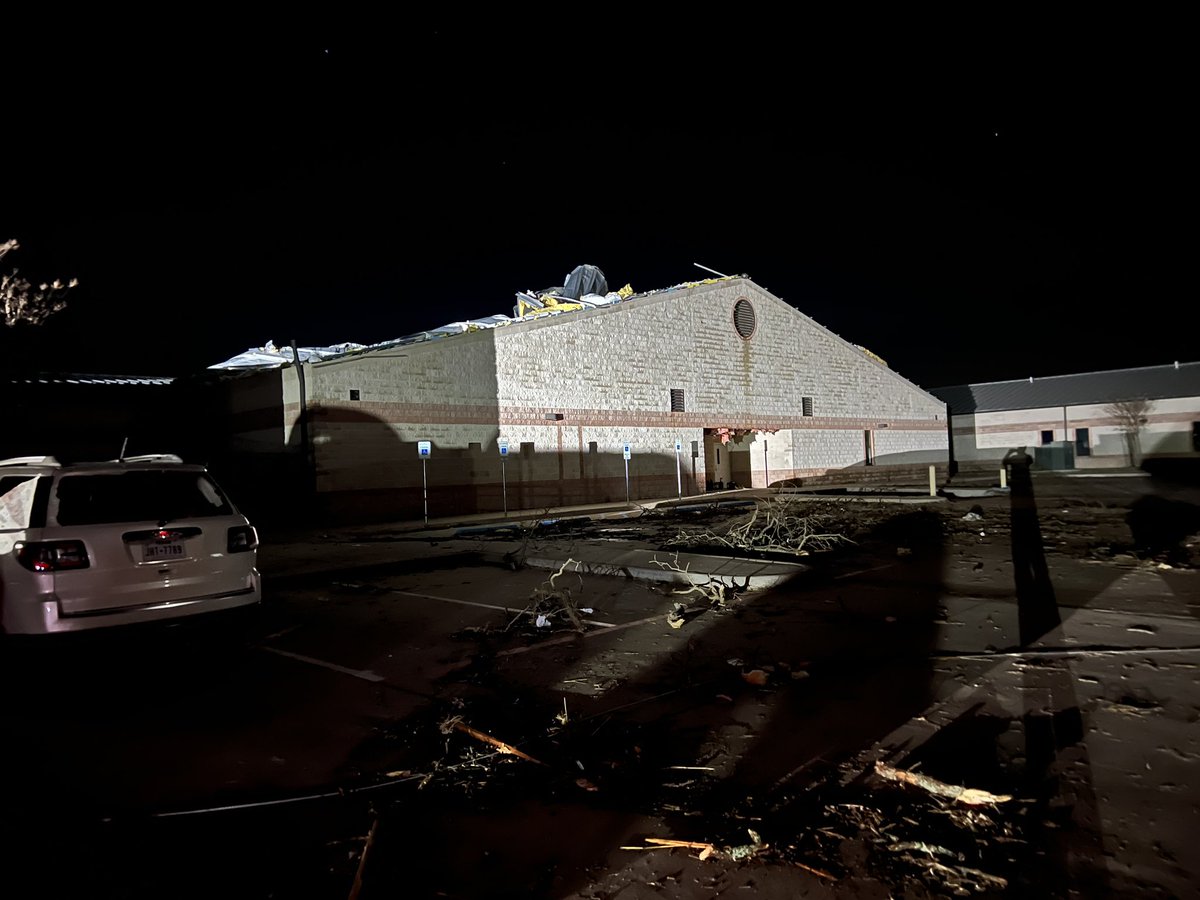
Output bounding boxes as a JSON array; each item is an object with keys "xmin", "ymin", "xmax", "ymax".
[{"xmin": 0, "ymin": 455, "xmax": 261, "ymax": 634}]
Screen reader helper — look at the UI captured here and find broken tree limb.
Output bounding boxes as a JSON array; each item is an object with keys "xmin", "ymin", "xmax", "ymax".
[
  {"xmin": 638, "ymin": 838, "xmax": 718, "ymax": 860},
  {"xmin": 666, "ymin": 497, "xmax": 854, "ymax": 557},
  {"xmin": 440, "ymin": 717, "xmax": 545, "ymax": 765},
  {"xmin": 792, "ymin": 860, "xmax": 838, "ymax": 881},
  {"xmin": 346, "ymin": 816, "xmax": 378, "ymax": 900},
  {"xmin": 649, "ymin": 553, "xmax": 741, "ymax": 607},
  {"xmin": 508, "ymin": 558, "xmax": 586, "ymax": 633},
  {"xmin": 925, "ymin": 860, "xmax": 1008, "ymax": 890},
  {"xmin": 873, "ymin": 761, "xmax": 1013, "ymax": 806}
]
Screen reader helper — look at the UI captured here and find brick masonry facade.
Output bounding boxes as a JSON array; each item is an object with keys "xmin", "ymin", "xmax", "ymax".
[{"xmin": 236, "ymin": 279, "xmax": 948, "ymax": 519}]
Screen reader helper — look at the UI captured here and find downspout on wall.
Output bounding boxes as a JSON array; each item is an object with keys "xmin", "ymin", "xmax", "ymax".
[{"xmin": 290, "ymin": 339, "xmax": 315, "ymax": 496}]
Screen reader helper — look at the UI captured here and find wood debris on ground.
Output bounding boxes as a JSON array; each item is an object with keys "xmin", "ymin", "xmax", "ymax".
[
  {"xmin": 873, "ymin": 761, "xmax": 1013, "ymax": 806},
  {"xmin": 439, "ymin": 716, "xmax": 544, "ymax": 765}
]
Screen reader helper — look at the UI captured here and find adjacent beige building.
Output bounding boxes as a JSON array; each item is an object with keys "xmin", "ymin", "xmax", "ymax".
[{"xmin": 932, "ymin": 363, "xmax": 1200, "ymax": 470}]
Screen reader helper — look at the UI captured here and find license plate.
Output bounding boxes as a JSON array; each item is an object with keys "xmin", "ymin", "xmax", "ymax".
[{"xmin": 144, "ymin": 541, "xmax": 185, "ymax": 561}]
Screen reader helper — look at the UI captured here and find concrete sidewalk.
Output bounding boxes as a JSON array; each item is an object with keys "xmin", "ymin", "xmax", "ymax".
[{"xmin": 523, "ymin": 545, "xmax": 806, "ymax": 590}]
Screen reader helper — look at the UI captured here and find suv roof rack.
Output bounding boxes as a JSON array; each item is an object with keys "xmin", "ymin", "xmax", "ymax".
[
  {"xmin": 110, "ymin": 454, "xmax": 185, "ymax": 464},
  {"xmin": 0, "ymin": 455, "xmax": 62, "ymax": 467}
]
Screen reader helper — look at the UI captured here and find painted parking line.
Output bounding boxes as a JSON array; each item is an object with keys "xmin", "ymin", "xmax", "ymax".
[
  {"xmin": 496, "ymin": 613, "xmax": 666, "ymax": 658},
  {"xmin": 387, "ymin": 588, "xmax": 619, "ymax": 628},
  {"xmin": 263, "ymin": 623, "xmax": 303, "ymax": 641},
  {"xmin": 261, "ymin": 646, "xmax": 385, "ymax": 683},
  {"xmin": 834, "ymin": 564, "xmax": 895, "ymax": 581}
]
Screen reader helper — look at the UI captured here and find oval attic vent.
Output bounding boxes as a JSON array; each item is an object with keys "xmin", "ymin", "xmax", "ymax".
[{"xmin": 733, "ymin": 298, "xmax": 756, "ymax": 339}]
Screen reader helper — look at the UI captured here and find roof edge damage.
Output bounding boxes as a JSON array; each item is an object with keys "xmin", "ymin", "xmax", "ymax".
[{"xmin": 208, "ymin": 266, "xmax": 745, "ymax": 370}]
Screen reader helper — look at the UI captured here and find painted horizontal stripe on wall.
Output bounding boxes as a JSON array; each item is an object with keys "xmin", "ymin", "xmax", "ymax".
[
  {"xmin": 306, "ymin": 401, "xmax": 944, "ymax": 432},
  {"xmin": 955, "ymin": 410, "xmax": 1200, "ymax": 437}
]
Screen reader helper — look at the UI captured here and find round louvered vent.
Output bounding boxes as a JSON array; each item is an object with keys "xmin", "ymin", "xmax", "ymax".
[{"xmin": 733, "ymin": 298, "xmax": 756, "ymax": 339}]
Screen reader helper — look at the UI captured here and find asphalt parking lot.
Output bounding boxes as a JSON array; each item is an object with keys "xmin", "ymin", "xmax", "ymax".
[{"xmin": 1, "ymin": 472, "xmax": 1198, "ymax": 898}]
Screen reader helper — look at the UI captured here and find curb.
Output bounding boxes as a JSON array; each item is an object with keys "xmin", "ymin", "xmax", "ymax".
[{"xmin": 523, "ymin": 555, "xmax": 805, "ymax": 590}]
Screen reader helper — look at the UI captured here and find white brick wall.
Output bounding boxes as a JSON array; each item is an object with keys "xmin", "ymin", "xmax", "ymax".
[{"xmin": 273, "ymin": 278, "xmax": 948, "ymax": 504}]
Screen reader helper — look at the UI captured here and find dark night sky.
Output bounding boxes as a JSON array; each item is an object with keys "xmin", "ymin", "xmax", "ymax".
[{"xmin": 2, "ymin": 18, "xmax": 1193, "ymax": 389}]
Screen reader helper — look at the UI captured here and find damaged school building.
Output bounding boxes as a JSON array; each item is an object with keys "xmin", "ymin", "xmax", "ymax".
[{"xmin": 208, "ymin": 270, "xmax": 949, "ymax": 520}]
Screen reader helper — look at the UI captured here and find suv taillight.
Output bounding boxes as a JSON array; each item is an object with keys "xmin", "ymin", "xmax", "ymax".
[
  {"xmin": 227, "ymin": 525, "xmax": 258, "ymax": 553},
  {"xmin": 14, "ymin": 540, "xmax": 91, "ymax": 572}
]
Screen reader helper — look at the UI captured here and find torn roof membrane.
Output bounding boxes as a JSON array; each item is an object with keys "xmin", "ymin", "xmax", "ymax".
[
  {"xmin": 207, "ymin": 274, "xmax": 744, "ymax": 371},
  {"xmin": 208, "ymin": 341, "xmax": 366, "ymax": 370}
]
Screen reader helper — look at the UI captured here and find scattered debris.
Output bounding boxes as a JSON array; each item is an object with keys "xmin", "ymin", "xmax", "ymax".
[
  {"xmin": 725, "ymin": 828, "xmax": 768, "ymax": 861},
  {"xmin": 439, "ymin": 716, "xmax": 544, "ymax": 765},
  {"xmin": 872, "ymin": 761, "xmax": 1013, "ymax": 806},
  {"xmin": 622, "ymin": 837, "xmax": 718, "ymax": 861},
  {"xmin": 501, "ymin": 507, "xmax": 556, "ymax": 570},
  {"xmin": 507, "ymin": 559, "xmax": 586, "ymax": 633},
  {"xmin": 667, "ymin": 602, "xmax": 687, "ymax": 629},
  {"xmin": 896, "ymin": 547, "xmax": 913, "ymax": 557},
  {"xmin": 575, "ymin": 777, "xmax": 600, "ymax": 792},
  {"xmin": 923, "ymin": 860, "xmax": 1008, "ymax": 891},
  {"xmin": 649, "ymin": 554, "xmax": 744, "ymax": 608},
  {"xmin": 792, "ymin": 860, "xmax": 838, "ymax": 881},
  {"xmin": 741, "ymin": 669, "xmax": 769, "ymax": 686},
  {"xmin": 346, "ymin": 816, "xmax": 378, "ymax": 900}
]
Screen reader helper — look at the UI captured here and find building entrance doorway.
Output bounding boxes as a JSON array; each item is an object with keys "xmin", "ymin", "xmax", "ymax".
[{"xmin": 703, "ymin": 429, "xmax": 753, "ymax": 490}]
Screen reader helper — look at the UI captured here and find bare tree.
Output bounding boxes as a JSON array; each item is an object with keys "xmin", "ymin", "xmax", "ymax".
[
  {"xmin": 1, "ymin": 239, "xmax": 78, "ymax": 327},
  {"xmin": 1104, "ymin": 398, "xmax": 1153, "ymax": 466}
]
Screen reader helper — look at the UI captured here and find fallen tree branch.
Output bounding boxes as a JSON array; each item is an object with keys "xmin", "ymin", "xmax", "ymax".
[
  {"xmin": 792, "ymin": 860, "xmax": 838, "ymax": 881},
  {"xmin": 925, "ymin": 860, "xmax": 1008, "ymax": 890},
  {"xmin": 623, "ymin": 838, "xmax": 718, "ymax": 860},
  {"xmin": 873, "ymin": 761, "xmax": 1013, "ymax": 806},
  {"xmin": 440, "ymin": 716, "xmax": 545, "ymax": 765},
  {"xmin": 504, "ymin": 558, "xmax": 586, "ymax": 633},
  {"xmin": 649, "ymin": 553, "xmax": 742, "ymax": 608},
  {"xmin": 666, "ymin": 497, "xmax": 853, "ymax": 557},
  {"xmin": 346, "ymin": 816, "xmax": 379, "ymax": 900}
]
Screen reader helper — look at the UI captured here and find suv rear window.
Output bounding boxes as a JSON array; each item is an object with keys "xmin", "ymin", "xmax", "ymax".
[
  {"xmin": 53, "ymin": 471, "xmax": 233, "ymax": 526},
  {"xmin": 1, "ymin": 476, "xmax": 40, "ymax": 529}
]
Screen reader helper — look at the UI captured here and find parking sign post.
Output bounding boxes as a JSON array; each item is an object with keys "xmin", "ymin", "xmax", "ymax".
[
  {"xmin": 674, "ymin": 438, "xmax": 683, "ymax": 500},
  {"xmin": 417, "ymin": 441, "xmax": 431, "ymax": 525},
  {"xmin": 498, "ymin": 439, "xmax": 509, "ymax": 515},
  {"xmin": 623, "ymin": 442, "xmax": 632, "ymax": 503}
]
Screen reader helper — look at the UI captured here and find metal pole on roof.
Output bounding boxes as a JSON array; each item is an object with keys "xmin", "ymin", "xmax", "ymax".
[{"xmin": 693, "ymin": 263, "xmax": 730, "ymax": 278}]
